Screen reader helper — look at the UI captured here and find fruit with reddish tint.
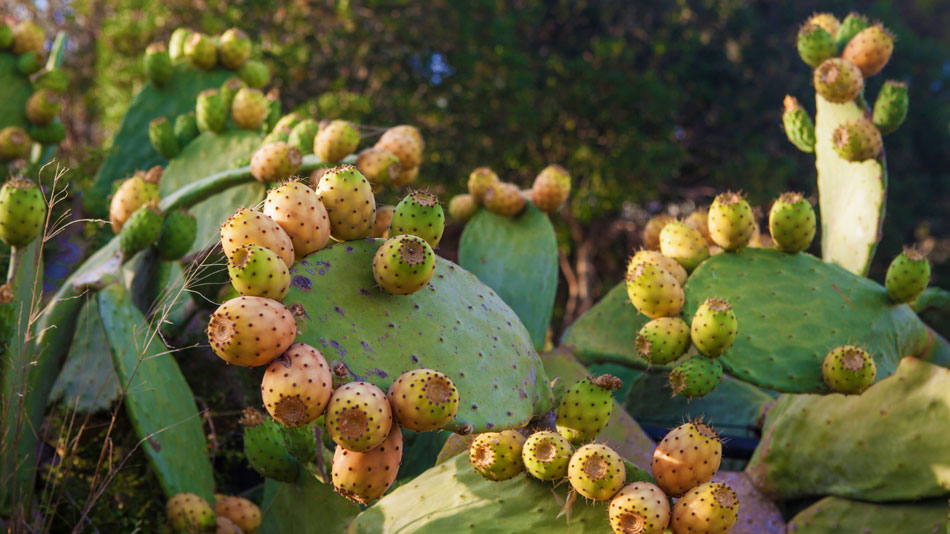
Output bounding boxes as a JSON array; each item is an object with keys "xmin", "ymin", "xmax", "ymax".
[
  {"xmin": 813, "ymin": 58, "xmax": 863, "ymax": 104},
  {"xmin": 469, "ymin": 430, "xmax": 526, "ymax": 482},
  {"xmin": 651, "ymin": 422, "xmax": 722, "ymax": 497},
  {"xmin": 207, "ymin": 296, "xmax": 297, "ymax": 367},
  {"xmin": 669, "ymin": 482, "xmax": 739, "ymax": 534},
  {"xmin": 386, "ymin": 369, "xmax": 460, "ymax": 432},
  {"xmin": 325, "ymin": 381, "xmax": 393, "ymax": 452},
  {"xmin": 250, "ymin": 141, "xmax": 302, "ymax": 183},
  {"xmin": 608, "ymin": 482, "xmax": 671, "ymax": 534},
  {"xmin": 372, "ymin": 205, "xmax": 395, "ymax": 238},
  {"xmin": 261, "ymin": 343, "xmax": 333, "ymax": 427},
  {"xmin": 355, "ymin": 147, "xmax": 401, "ymax": 187},
  {"xmin": 214, "ymin": 495, "xmax": 261, "ymax": 534},
  {"xmin": 483, "ymin": 182, "xmax": 525, "ymax": 217},
  {"xmin": 109, "ymin": 170, "xmax": 160, "ymax": 233},
  {"xmin": 332, "ymin": 425, "xmax": 403, "ymax": 504},
  {"xmin": 375, "ymin": 128, "xmax": 423, "ymax": 171},
  {"xmin": 842, "ymin": 24, "xmax": 894, "ymax": 77},
  {"xmin": 530, "ymin": 164, "xmax": 571, "ymax": 213},
  {"xmin": 262, "ymin": 181, "xmax": 330, "ymax": 259},
  {"xmin": 642, "ymin": 214, "xmax": 673, "ymax": 251}
]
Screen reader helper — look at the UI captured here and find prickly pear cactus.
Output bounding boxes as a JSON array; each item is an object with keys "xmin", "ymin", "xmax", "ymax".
[
  {"xmin": 787, "ymin": 495, "xmax": 947, "ymax": 533},
  {"xmin": 49, "ymin": 298, "xmax": 120, "ymax": 412},
  {"xmin": 281, "ymin": 239, "xmax": 553, "ymax": 433},
  {"xmin": 559, "ymin": 282, "xmax": 652, "ymax": 368},
  {"xmin": 458, "ymin": 204, "xmax": 558, "ymax": 350},
  {"xmin": 0, "ymin": 53, "xmax": 33, "ymax": 132},
  {"xmin": 260, "ymin": 474, "xmax": 360, "ymax": 534}
]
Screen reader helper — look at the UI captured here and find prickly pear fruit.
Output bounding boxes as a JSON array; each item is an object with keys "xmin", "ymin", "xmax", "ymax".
[
  {"xmin": 389, "ymin": 190, "xmax": 445, "ymax": 248},
  {"xmin": 154, "ymin": 209, "xmax": 196, "ymax": 260},
  {"xmin": 166, "ymin": 493, "xmax": 216, "ymax": 533},
  {"xmin": 690, "ymin": 298, "xmax": 737, "ymax": 358},
  {"xmin": 641, "ymin": 214, "xmax": 673, "ymax": 251},
  {"xmin": 627, "ymin": 249, "xmax": 687, "ymax": 286},
  {"xmin": 768, "ymin": 192, "xmax": 816, "ymax": 253},
  {"xmin": 175, "ymin": 112, "xmax": 200, "ymax": 147},
  {"xmin": 219, "ymin": 208, "xmax": 295, "ymax": 268},
  {"xmin": 215, "ymin": 516, "xmax": 240, "ymax": 534},
  {"xmin": 797, "ymin": 24, "xmax": 836, "ymax": 68},
  {"xmin": 149, "ymin": 117, "xmax": 180, "ymax": 159},
  {"xmin": 835, "ymin": 12, "xmax": 869, "ymax": 51},
  {"xmin": 184, "ymin": 32, "xmax": 217, "ymax": 69},
  {"xmin": 782, "ymin": 95, "xmax": 816, "ymax": 153},
  {"xmin": 16, "ymin": 52, "xmax": 43, "ymax": 75},
  {"xmin": 214, "ymin": 495, "xmax": 261, "ymax": 534},
  {"xmin": 312, "ymin": 165, "xmax": 375, "ymax": 239},
  {"xmin": 325, "ymin": 381, "xmax": 393, "ymax": 452},
  {"xmin": 873, "ymin": 80, "xmax": 909, "ymax": 134},
  {"xmin": 220, "ymin": 77, "xmax": 246, "ymax": 110},
  {"xmin": 261, "ymin": 343, "xmax": 333, "ymax": 427},
  {"xmin": 469, "ymin": 430, "xmax": 526, "ymax": 482},
  {"xmin": 808, "ymin": 12, "xmax": 840, "ymax": 37},
  {"xmin": 386, "ymin": 369, "xmax": 460, "ymax": 432},
  {"xmin": 207, "ymin": 296, "xmax": 296, "ymax": 366},
  {"xmin": 636, "ymin": 317, "xmax": 691, "ymax": 365},
  {"xmin": 240, "ymin": 408, "xmax": 300, "ymax": 483},
  {"xmin": 669, "ymin": 356, "xmax": 723, "ymax": 399},
  {"xmin": 530, "ymin": 164, "xmax": 571, "ymax": 213},
  {"xmin": 332, "ymin": 424, "xmax": 403, "ymax": 504},
  {"xmin": 387, "ymin": 125, "xmax": 424, "ymax": 148},
  {"xmin": 144, "ymin": 42, "xmax": 173, "ymax": 87},
  {"xmin": 238, "ymin": 59, "xmax": 270, "ymax": 89},
  {"xmin": 119, "ymin": 205, "xmax": 163, "ymax": 258},
  {"xmin": 608, "ymin": 482, "xmax": 671, "ymax": 534},
  {"xmin": 885, "ymin": 248, "xmax": 930, "ymax": 304},
  {"xmin": 822, "ymin": 345, "xmax": 877, "ymax": 394},
  {"xmin": 227, "ymin": 244, "xmax": 291, "ymax": 299},
  {"xmin": 467, "ymin": 167, "xmax": 500, "ymax": 203},
  {"xmin": 659, "ymin": 220, "xmax": 709, "ymax": 272},
  {"xmin": 168, "ymin": 28, "xmax": 192, "ymax": 62},
  {"xmin": 393, "ymin": 165, "xmax": 418, "ymax": 187},
  {"xmin": 231, "ymin": 88, "xmax": 268, "ymax": 131},
  {"xmin": 11, "ymin": 21, "xmax": 43, "ymax": 55},
  {"xmin": 555, "ymin": 374, "xmax": 622, "ymax": 445},
  {"xmin": 0, "ymin": 126, "xmax": 32, "ymax": 162},
  {"xmin": 25, "ymin": 89, "xmax": 61, "ymax": 126},
  {"xmin": 314, "ymin": 120, "xmax": 359, "ymax": 163},
  {"xmin": 625, "ymin": 263, "xmax": 685, "ymax": 319},
  {"xmin": 196, "ymin": 89, "xmax": 227, "ymax": 133},
  {"xmin": 568, "ymin": 443, "xmax": 626, "ymax": 501},
  {"xmin": 109, "ymin": 171, "xmax": 160, "ymax": 233},
  {"xmin": 288, "ymin": 119, "xmax": 320, "ymax": 155},
  {"xmin": 522, "ymin": 430, "xmax": 572, "ymax": 481},
  {"xmin": 842, "ymin": 24, "xmax": 894, "ymax": 77},
  {"xmin": 372, "ymin": 234, "xmax": 436, "ymax": 295},
  {"xmin": 262, "ymin": 181, "xmax": 330, "ymax": 259},
  {"xmin": 832, "ymin": 118, "xmax": 882, "ymax": 162},
  {"xmin": 249, "ymin": 142, "xmax": 302, "ymax": 184},
  {"xmin": 670, "ymin": 482, "xmax": 738, "ymax": 534},
  {"xmin": 376, "ymin": 129, "xmax": 423, "ymax": 170},
  {"xmin": 483, "ymin": 182, "xmax": 525, "ymax": 217},
  {"xmin": 28, "ymin": 122, "xmax": 66, "ymax": 146},
  {"xmin": 813, "ymin": 58, "xmax": 864, "ymax": 104},
  {"xmin": 33, "ymin": 68, "xmax": 69, "ymax": 94},
  {"xmin": 707, "ymin": 192, "xmax": 754, "ymax": 252},
  {"xmin": 355, "ymin": 147, "xmax": 401, "ymax": 187},
  {"xmin": 0, "ymin": 178, "xmax": 45, "ymax": 248},
  {"xmin": 372, "ymin": 205, "xmax": 394, "ymax": 238},
  {"xmin": 652, "ymin": 422, "xmax": 722, "ymax": 497},
  {"xmin": 218, "ymin": 28, "xmax": 251, "ymax": 69},
  {"xmin": 448, "ymin": 194, "xmax": 478, "ymax": 223}
]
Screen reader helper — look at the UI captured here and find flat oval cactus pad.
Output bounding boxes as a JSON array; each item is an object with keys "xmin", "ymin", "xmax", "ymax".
[{"xmin": 558, "ymin": 282, "xmax": 652, "ymax": 368}]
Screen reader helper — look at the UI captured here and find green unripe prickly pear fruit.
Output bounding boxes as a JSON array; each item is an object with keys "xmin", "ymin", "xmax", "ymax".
[
  {"xmin": 16, "ymin": 52, "xmax": 42, "ymax": 75},
  {"xmin": 483, "ymin": 182, "xmax": 525, "ymax": 217},
  {"xmin": 219, "ymin": 76, "xmax": 247, "ymax": 110},
  {"xmin": 782, "ymin": 95, "xmax": 816, "ymax": 153},
  {"xmin": 386, "ymin": 368, "xmax": 460, "ymax": 432},
  {"xmin": 288, "ymin": 119, "xmax": 320, "ymax": 155},
  {"xmin": 156, "ymin": 209, "xmax": 197, "ymax": 260},
  {"xmin": 636, "ymin": 317, "xmax": 691, "ymax": 365},
  {"xmin": 797, "ymin": 23, "xmax": 836, "ymax": 68},
  {"xmin": 469, "ymin": 430, "xmax": 526, "ymax": 482},
  {"xmin": 813, "ymin": 58, "xmax": 864, "ymax": 104},
  {"xmin": 29, "ymin": 121, "xmax": 66, "ymax": 146},
  {"xmin": 315, "ymin": 164, "xmax": 376, "ymax": 240},
  {"xmin": 842, "ymin": 24, "xmax": 894, "ymax": 78},
  {"xmin": 835, "ymin": 12, "xmax": 869, "ymax": 52},
  {"xmin": 372, "ymin": 234, "xmax": 436, "ymax": 295},
  {"xmin": 25, "ymin": 90, "xmax": 61, "ymax": 126},
  {"xmin": 873, "ymin": 80, "xmax": 909, "ymax": 135},
  {"xmin": 448, "ymin": 194, "xmax": 478, "ymax": 223},
  {"xmin": 314, "ymin": 119, "xmax": 360, "ymax": 163},
  {"xmin": 119, "ymin": 205, "xmax": 163, "ymax": 258},
  {"xmin": 0, "ymin": 21, "xmax": 12, "ymax": 50},
  {"xmin": 659, "ymin": 220, "xmax": 709, "ymax": 272},
  {"xmin": 670, "ymin": 482, "xmax": 739, "ymax": 534},
  {"xmin": 690, "ymin": 298, "xmax": 737, "ymax": 357},
  {"xmin": 832, "ymin": 118, "xmax": 882, "ymax": 162},
  {"xmin": 0, "ymin": 127, "xmax": 32, "ymax": 162},
  {"xmin": 278, "ymin": 422, "xmax": 321, "ymax": 464},
  {"xmin": 668, "ymin": 356, "xmax": 723, "ymax": 399},
  {"xmin": 33, "ymin": 68, "xmax": 69, "ymax": 94},
  {"xmin": 273, "ymin": 113, "xmax": 303, "ymax": 134},
  {"xmin": 165, "ymin": 493, "xmax": 216, "ymax": 533},
  {"xmin": 652, "ymin": 422, "xmax": 722, "ymax": 497},
  {"xmin": 467, "ymin": 167, "xmax": 500, "ymax": 204},
  {"xmin": 230, "ymin": 87, "xmax": 268, "ymax": 130},
  {"xmin": 0, "ymin": 178, "xmax": 45, "ymax": 248},
  {"xmin": 148, "ymin": 117, "xmax": 180, "ymax": 159},
  {"xmin": 196, "ymin": 89, "xmax": 227, "ymax": 133},
  {"xmin": 218, "ymin": 28, "xmax": 252, "ymax": 70},
  {"xmin": 12, "ymin": 21, "xmax": 43, "ymax": 55},
  {"xmin": 168, "ymin": 28, "xmax": 193, "ymax": 62},
  {"xmin": 227, "ymin": 244, "xmax": 291, "ymax": 299},
  {"xmin": 567, "ymin": 443, "xmax": 626, "ymax": 500},
  {"xmin": 625, "ymin": 262, "xmax": 684, "ymax": 319},
  {"xmin": 707, "ymin": 192, "xmax": 754, "ymax": 252},
  {"xmin": 174, "ymin": 112, "xmax": 199, "ymax": 147},
  {"xmin": 240, "ymin": 408, "xmax": 300, "ymax": 483},
  {"xmin": 265, "ymin": 96, "xmax": 281, "ymax": 134},
  {"xmin": 238, "ymin": 59, "xmax": 270, "ymax": 89},
  {"xmin": 885, "ymin": 248, "xmax": 930, "ymax": 304},
  {"xmin": 184, "ymin": 32, "xmax": 217, "ymax": 69},
  {"xmin": 821, "ymin": 345, "xmax": 876, "ymax": 394},
  {"xmin": 807, "ymin": 13, "xmax": 840, "ymax": 38},
  {"xmin": 768, "ymin": 192, "xmax": 815, "ymax": 253},
  {"xmin": 355, "ymin": 147, "xmax": 401, "ymax": 187},
  {"xmin": 143, "ymin": 42, "xmax": 173, "ymax": 87},
  {"xmin": 389, "ymin": 190, "xmax": 445, "ymax": 248},
  {"xmin": 522, "ymin": 430, "xmax": 572, "ymax": 481},
  {"xmin": 555, "ymin": 374, "xmax": 622, "ymax": 445}
]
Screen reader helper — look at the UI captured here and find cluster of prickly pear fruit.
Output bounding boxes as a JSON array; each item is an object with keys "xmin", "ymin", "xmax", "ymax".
[
  {"xmin": 164, "ymin": 492, "xmax": 262, "ymax": 533},
  {"xmin": 446, "ymin": 163, "xmax": 572, "ymax": 223}
]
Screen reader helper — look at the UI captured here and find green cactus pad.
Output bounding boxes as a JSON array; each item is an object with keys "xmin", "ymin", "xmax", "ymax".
[
  {"xmin": 0, "ymin": 54, "xmax": 33, "ymax": 129},
  {"xmin": 815, "ymin": 94, "xmax": 886, "ymax": 276},
  {"xmin": 49, "ymin": 298, "xmax": 120, "ymax": 413},
  {"xmin": 915, "ymin": 287, "xmax": 950, "ymax": 340},
  {"xmin": 98, "ymin": 283, "xmax": 214, "ymax": 501},
  {"xmin": 346, "ymin": 454, "xmax": 612, "ymax": 533},
  {"xmin": 787, "ymin": 496, "xmax": 946, "ymax": 533},
  {"xmin": 559, "ymin": 282, "xmax": 653, "ymax": 368},
  {"xmin": 458, "ymin": 204, "xmax": 557, "ymax": 351},
  {"xmin": 260, "ymin": 476, "xmax": 360, "ymax": 534},
  {"xmin": 747, "ymin": 357, "xmax": 950, "ymax": 502},
  {"xmin": 684, "ymin": 248, "xmax": 930, "ymax": 393},
  {"xmin": 282, "ymin": 239, "xmax": 552, "ymax": 434}
]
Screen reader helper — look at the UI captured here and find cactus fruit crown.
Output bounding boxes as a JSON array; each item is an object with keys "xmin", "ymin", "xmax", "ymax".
[
  {"xmin": 711, "ymin": 483, "xmax": 737, "ymax": 508},
  {"xmin": 777, "ymin": 191, "xmax": 804, "ymax": 205},
  {"xmin": 838, "ymin": 347, "xmax": 869, "ymax": 372},
  {"xmin": 471, "ymin": 440, "xmax": 496, "ymax": 468},
  {"xmin": 394, "ymin": 236, "xmax": 427, "ymax": 265},
  {"xmin": 209, "ymin": 313, "xmax": 236, "ymax": 347},
  {"xmin": 267, "ymin": 354, "xmax": 309, "ymax": 424},
  {"xmin": 589, "ymin": 374, "xmax": 623, "ymax": 391},
  {"xmin": 901, "ymin": 246, "xmax": 924, "ymax": 263},
  {"xmin": 703, "ymin": 297, "xmax": 731, "ymax": 313},
  {"xmin": 408, "ymin": 189, "xmax": 439, "ymax": 207},
  {"xmin": 783, "ymin": 95, "xmax": 802, "ymax": 114},
  {"xmin": 240, "ymin": 406, "xmax": 265, "ymax": 427}
]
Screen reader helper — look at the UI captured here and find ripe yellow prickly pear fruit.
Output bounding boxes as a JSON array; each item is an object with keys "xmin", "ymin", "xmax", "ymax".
[
  {"xmin": 628, "ymin": 249, "xmax": 687, "ymax": 286},
  {"xmin": 469, "ymin": 430, "xmax": 526, "ymax": 482},
  {"xmin": 625, "ymin": 262, "xmax": 685, "ymax": 319},
  {"xmin": 768, "ymin": 192, "xmax": 816, "ymax": 254},
  {"xmin": 375, "ymin": 128, "xmax": 423, "ymax": 170},
  {"xmin": 262, "ymin": 181, "xmax": 330, "ymax": 260},
  {"xmin": 832, "ymin": 118, "xmax": 882, "ymax": 162},
  {"xmin": 652, "ymin": 422, "xmax": 722, "ymax": 497},
  {"xmin": 807, "ymin": 12, "xmax": 840, "ymax": 37},
  {"xmin": 166, "ymin": 493, "xmax": 216, "ymax": 533},
  {"xmin": 641, "ymin": 214, "xmax": 673, "ymax": 251},
  {"xmin": 609, "ymin": 482, "xmax": 671, "ymax": 534},
  {"xmin": 217, "ymin": 28, "xmax": 252, "ymax": 70},
  {"xmin": 184, "ymin": 31, "xmax": 217, "ymax": 69},
  {"xmin": 690, "ymin": 298, "xmax": 738, "ymax": 357},
  {"xmin": 821, "ymin": 345, "xmax": 876, "ymax": 394},
  {"xmin": 219, "ymin": 207, "xmax": 295, "ymax": 268},
  {"xmin": 555, "ymin": 374, "xmax": 622, "ymax": 445},
  {"xmin": 659, "ymin": 220, "xmax": 709, "ymax": 272},
  {"xmin": 530, "ymin": 164, "xmax": 571, "ymax": 213},
  {"xmin": 885, "ymin": 247, "xmax": 930, "ymax": 304},
  {"xmin": 355, "ymin": 147, "xmax": 401, "ymax": 187},
  {"xmin": 842, "ymin": 24, "xmax": 894, "ymax": 77},
  {"xmin": 332, "ymin": 424, "xmax": 403, "ymax": 504},
  {"xmin": 325, "ymin": 381, "xmax": 393, "ymax": 452},
  {"xmin": 250, "ymin": 142, "xmax": 302, "ymax": 183},
  {"xmin": 214, "ymin": 495, "xmax": 261, "ymax": 534},
  {"xmin": 670, "ymin": 482, "xmax": 738, "ymax": 534},
  {"xmin": 372, "ymin": 205, "xmax": 395, "ymax": 238},
  {"xmin": 522, "ymin": 430, "xmax": 572, "ymax": 481},
  {"xmin": 314, "ymin": 120, "xmax": 360, "ymax": 163},
  {"xmin": 261, "ymin": 343, "xmax": 333, "ymax": 427},
  {"xmin": 685, "ymin": 207, "xmax": 715, "ymax": 245},
  {"xmin": 483, "ymin": 182, "xmax": 525, "ymax": 217},
  {"xmin": 372, "ymin": 234, "xmax": 436, "ymax": 295},
  {"xmin": 109, "ymin": 170, "xmax": 160, "ymax": 233},
  {"xmin": 314, "ymin": 164, "xmax": 377, "ymax": 241},
  {"xmin": 567, "ymin": 443, "xmax": 626, "ymax": 500},
  {"xmin": 782, "ymin": 95, "xmax": 816, "ymax": 154},
  {"xmin": 448, "ymin": 194, "xmax": 478, "ymax": 223},
  {"xmin": 387, "ymin": 369, "xmax": 460, "ymax": 432},
  {"xmin": 813, "ymin": 58, "xmax": 864, "ymax": 104},
  {"xmin": 467, "ymin": 167, "xmax": 500, "ymax": 203},
  {"xmin": 227, "ymin": 244, "xmax": 291, "ymax": 299},
  {"xmin": 207, "ymin": 296, "xmax": 297, "ymax": 367},
  {"xmin": 0, "ymin": 178, "xmax": 46, "ymax": 248},
  {"xmin": 707, "ymin": 191, "xmax": 755, "ymax": 252}
]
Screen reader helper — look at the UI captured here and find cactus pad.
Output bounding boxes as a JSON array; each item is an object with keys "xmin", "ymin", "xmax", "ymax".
[
  {"xmin": 787, "ymin": 496, "xmax": 946, "ymax": 533},
  {"xmin": 559, "ymin": 282, "xmax": 653, "ymax": 368},
  {"xmin": 0, "ymin": 54, "xmax": 33, "ymax": 131},
  {"xmin": 49, "ymin": 298, "xmax": 120, "ymax": 413},
  {"xmin": 260, "ymin": 476, "xmax": 360, "ymax": 534}
]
